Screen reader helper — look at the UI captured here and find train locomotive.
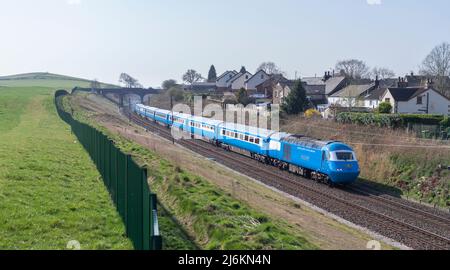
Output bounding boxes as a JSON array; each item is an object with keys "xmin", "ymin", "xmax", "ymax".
[{"xmin": 134, "ymin": 104, "xmax": 360, "ymax": 185}]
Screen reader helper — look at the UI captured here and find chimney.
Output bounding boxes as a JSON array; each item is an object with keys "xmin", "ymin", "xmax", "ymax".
[
  {"xmin": 397, "ymin": 77, "xmax": 408, "ymax": 88},
  {"xmin": 324, "ymin": 71, "xmax": 332, "ymax": 81},
  {"xmin": 375, "ymin": 75, "xmax": 380, "ymax": 88},
  {"xmin": 426, "ymin": 78, "xmax": 434, "ymax": 89}
]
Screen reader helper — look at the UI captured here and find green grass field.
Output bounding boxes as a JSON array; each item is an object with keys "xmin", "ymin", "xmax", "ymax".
[
  {"xmin": 0, "ymin": 72, "xmax": 117, "ymax": 88},
  {"xmin": 0, "ymin": 86, "xmax": 132, "ymax": 249}
]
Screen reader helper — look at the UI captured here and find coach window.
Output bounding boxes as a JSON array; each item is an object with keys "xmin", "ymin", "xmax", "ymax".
[
  {"xmin": 245, "ymin": 135, "xmax": 249, "ymax": 141},
  {"xmin": 250, "ymin": 137, "xmax": 254, "ymax": 143},
  {"xmin": 255, "ymin": 138, "xmax": 260, "ymax": 144}
]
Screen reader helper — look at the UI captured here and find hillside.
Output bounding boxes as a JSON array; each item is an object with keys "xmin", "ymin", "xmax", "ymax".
[{"xmin": 0, "ymin": 72, "xmax": 118, "ymax": 89}]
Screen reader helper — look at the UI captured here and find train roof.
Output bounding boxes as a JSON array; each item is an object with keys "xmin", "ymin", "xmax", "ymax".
[
  {"xmin": 282, "ymin": 135, "xmax": 336, "ymax": 149},
  {"xmin": 189, "ymin": 115, "xmax": 223, "ymax": 125},
  {"xmin": 221, "ymin": 122, "xmax": 274, "ymax": 138},
  {"xmin": 136, "ymin": 104, "xmax": 159, "ymax": 111}
]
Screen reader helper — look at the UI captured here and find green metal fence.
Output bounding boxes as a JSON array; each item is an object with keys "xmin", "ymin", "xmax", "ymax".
[{"xmin": 54, "ymin": 90, "xmax": 162, "ymax": 250}]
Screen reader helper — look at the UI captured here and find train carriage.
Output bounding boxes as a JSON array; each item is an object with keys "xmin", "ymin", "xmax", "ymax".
[
  {"xmin": 135, "ymin": 104, "xmax": 158, "ymax": 120},
  {"xmin": 171, "ymin": 112, "xmax": 189, "ymax": 130},
  {"xmin": 154, "ymin": 109, "xmax": 171, "ymax": 126},
  {"xmin": 217, "ymin": 123, "xmax": 269, "ymax": 155},
  {"xmin": 188, "ymin": 116, "xmax": 222, "ymax": 140}
]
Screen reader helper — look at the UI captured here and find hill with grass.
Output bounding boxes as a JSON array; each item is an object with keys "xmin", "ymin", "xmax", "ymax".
[{"xmin": 0, "ymin": 72, "xmax": 118, "ymax": 89}]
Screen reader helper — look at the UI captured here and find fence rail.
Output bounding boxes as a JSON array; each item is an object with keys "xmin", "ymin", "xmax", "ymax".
[{"xmin": 54, "ymin": 90, "xmax": 162, "ymax": 250}]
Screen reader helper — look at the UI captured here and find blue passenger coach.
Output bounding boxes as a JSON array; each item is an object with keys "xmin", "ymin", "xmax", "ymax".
[{"xmin": 217, "ymin": 123, "xmax": 269, "ymax": 155}]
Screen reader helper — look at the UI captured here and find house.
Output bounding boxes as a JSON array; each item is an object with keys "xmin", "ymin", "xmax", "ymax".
[
  {"xmin": 245, "ymin": 70, "xmax": 271, "ymax": 90},
  {"xmin": 380, "ymin": 83, "xmax": 450, "ymax": 115},
  {"xmin": 364, "ymin": 87, "xmax": 386, "ymax": 109},
  {"xmin": 228, "ymin": 71, "xmax": 253, "ymax": 90},
  {"xmin": 255, "ymin": 74, "xmax": 290, "ymax": 98},
  {"xmin": 273, "ymin": 81, "xmax": 327, "ymax": 107},
  {"xmin": 328, "ymin": 83, "xmax": 378, "ymax": 108},
  {"xmin": 216, "ymin": 70, "xmax": 238, "ymax": 90},
  {"xmin": 302, "ymin": 72, "xmax": 348, "ymax": 97},
  {"xmin": 272, "ymin": 81, "xmax": 295, "ymax": 105},
  {"xmin": 304, "ymin": 84, "xmax": 327, "ymax": 106}
]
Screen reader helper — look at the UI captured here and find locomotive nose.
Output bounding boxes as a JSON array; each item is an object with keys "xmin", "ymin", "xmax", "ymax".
[{"xmin": 329, "ymin": 162, "xmax": 360, "ymax": 184}]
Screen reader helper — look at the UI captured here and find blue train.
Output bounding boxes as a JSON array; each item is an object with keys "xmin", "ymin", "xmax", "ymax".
[{"xmin": 134, "ymin": 104, "xmax": 360, "ymax": 185}]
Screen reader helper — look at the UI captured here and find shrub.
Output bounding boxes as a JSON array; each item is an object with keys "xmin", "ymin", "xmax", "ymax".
[
  {"xmin": 440, "ymin": 117, "xmax": 450, "ymax": 127},
  {"xmin": 400, "ymin": 114, "xmax": 444, "ymax": 125},
  {"xmin": 377, "ymin": 102, "xmax": 392, "ymax": 114},
  {"xmin": 336, "ymin": 112, "xmax": 402, "ymax": 128},
  {"xmin": 337, "ymin": 112, "xmax": 446, "ymax": 128},
  {"xmin": 304, "ymin": 109, "xmax": 322, "ymax": 119}
]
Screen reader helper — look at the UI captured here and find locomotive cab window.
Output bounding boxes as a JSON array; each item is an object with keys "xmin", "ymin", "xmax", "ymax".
[{"xmin": 335, "ymin": 152, "xmax": 354, "ymax": 161}]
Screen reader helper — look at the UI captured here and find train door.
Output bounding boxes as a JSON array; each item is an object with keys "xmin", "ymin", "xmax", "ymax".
[
  {"xmin": 321, "ymin": 150, "xmax": 329, "ymax": 172},
  {"xmin": 283, "ymin": 144, "xmax": 292, "ymax": 161}
]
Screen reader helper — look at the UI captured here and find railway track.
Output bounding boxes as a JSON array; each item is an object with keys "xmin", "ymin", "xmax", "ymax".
[{"xmin": 125, "ymin": 110, "xmax": 450, "ymax": 250}]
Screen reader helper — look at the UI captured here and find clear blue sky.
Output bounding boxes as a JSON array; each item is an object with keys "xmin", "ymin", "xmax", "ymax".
[{"xmin": 1, "ymin": 0, "xmax": 449, "ymax": 87}]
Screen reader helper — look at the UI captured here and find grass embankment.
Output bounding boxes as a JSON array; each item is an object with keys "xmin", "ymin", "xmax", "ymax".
[
  {"xmin": 65, "ymin": 94, "xmax": 318, "ymax": 250},
  {"xmin": 0, "ymin": 87, "xmax": 132, "ymax": 249},
  {"xmin": 0, "ymin": 72, "xmax": 117, "ymax": 88},
  {"xmin": 282, "ymin": 116, "xmax": 450, "ymax": 208}
]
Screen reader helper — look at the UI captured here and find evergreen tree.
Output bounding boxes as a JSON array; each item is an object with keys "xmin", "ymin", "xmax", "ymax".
[
  {"xmin": 207, "ymin": 65, "xmax": 217, "ymax": 82},
  {"xmin": 281, "ymin": 80, "xmax": 308, "ymax": 115},
  {"xmin": 236, "ymin": 88, "xmax": 249, "ymax": 105}
]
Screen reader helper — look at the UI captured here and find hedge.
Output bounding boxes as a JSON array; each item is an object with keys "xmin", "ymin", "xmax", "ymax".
[{"xmin": 336, "ymin": 112, "xmax": 445, "ymax": 128}]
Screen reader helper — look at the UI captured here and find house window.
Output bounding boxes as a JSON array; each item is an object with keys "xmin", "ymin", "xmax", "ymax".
[
  {"xmin": 385, "ymin": 98, "xmax": 390, "ymax": 103},
  {"xmin": 417, "ymin": 96, "xmax": 423, "ymax": 105},
  {"xmin": 261, "ymin": 74, "xmax": 264, "ymax": 79}
]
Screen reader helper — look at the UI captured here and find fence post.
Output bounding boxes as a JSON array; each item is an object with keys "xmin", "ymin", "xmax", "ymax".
[
  {"xmin": 150, "ymin": 193, "xmax": 162, "ymax": 250},
  {"xmin": 142, "ymin": 168, "xmax": 150, "ymax": 250}
]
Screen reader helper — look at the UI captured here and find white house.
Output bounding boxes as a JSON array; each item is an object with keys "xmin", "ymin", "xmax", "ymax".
[
  {"xmin": 364, "ymin": 87, "xmax": 386, "ymax": 109},
  {"xmin": 229, "ymin": 71, "xmax": 253, "ymax": 90},
  {"xmin": 328, "ymin": 83, "xmax": 376, "ymax": 108},
  {"xmin": 380, "ymin": 87, "xmax": 450, "ymax": 115},
  {"xmin": 245, "ymin": 70, "xmax": 270, "ymax": 90},
  {"xmin": 216, "ymin": 70, "xmax": 237, "ymax": 89}
]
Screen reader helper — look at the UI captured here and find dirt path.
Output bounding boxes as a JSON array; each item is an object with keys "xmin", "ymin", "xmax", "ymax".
[{"xmin": 71, "ymin": 93, "xmax": 396, "ymax": 250}]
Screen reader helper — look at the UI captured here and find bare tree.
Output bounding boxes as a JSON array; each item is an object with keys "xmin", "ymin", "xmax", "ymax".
[
  {"xmin": 257, "ymin": 62, "xmax": 285, "ymax": 75},
  {"xmin": 336, "ymin": 59, "xmax": 370, "ymax": 80},
  {"xmin": 119, "ymin": 73, "xmax": 140, "ymax": 88},
  {"xmin": 182, "ymin": 69, "xmax": 203, "ymax": 85},
  {"xmin": 420, "ymin": 42, "xmax": 450, "ymax": 93},
  {"xmin": 371, "ymin": 67, "xmax": 396, "ymax": 80}
]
